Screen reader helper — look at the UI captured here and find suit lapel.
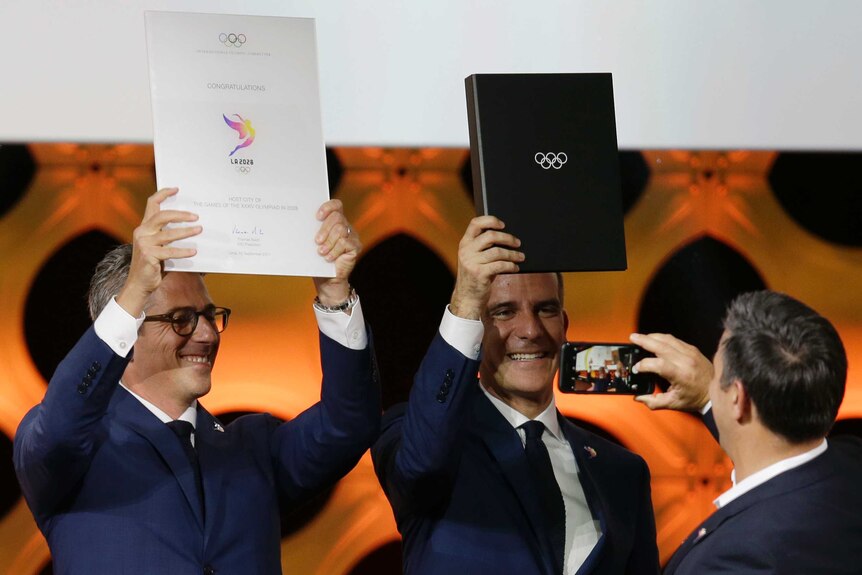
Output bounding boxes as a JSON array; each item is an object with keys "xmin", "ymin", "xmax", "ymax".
[
  {"xmin": 108, "ymin": 387, "xmax": 205, "ymax": 530},
  {"xmin": 559, "ymin": 416, "xmax": 608, "ymax": 575},
  {"xmin": 665, "ymin": 447, "xmax": 838, "ymax": 574},
  {"xmin": 472, "ymin": 394, "xmax": 557, "ymax": 575}
]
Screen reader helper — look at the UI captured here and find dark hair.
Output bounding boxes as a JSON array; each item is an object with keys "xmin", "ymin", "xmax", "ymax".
[
  {"xmin": 720, "ymin": 290, "xmax": 846, "ymax": 443},
  {"xmin": 87, "ymin": 244, "xmax": 133, "ymax": 321}
]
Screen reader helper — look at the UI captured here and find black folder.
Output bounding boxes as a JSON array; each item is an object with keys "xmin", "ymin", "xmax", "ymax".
[{"xmin": 465, "ymin": 73, "xmax": 627, "ymax": 272}]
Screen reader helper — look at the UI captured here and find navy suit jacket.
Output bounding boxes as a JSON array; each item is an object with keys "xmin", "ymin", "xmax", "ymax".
[
  {"xmin": 14, "ymin": 325, "xmax": 380, "ymax": 575},
  {"xmin": 372, "ymin": 334, "xmax": 659, "ymax": 575},
  {"xmin": 665, "ymin": 413, "xmax": 862, "ymax": 574}
]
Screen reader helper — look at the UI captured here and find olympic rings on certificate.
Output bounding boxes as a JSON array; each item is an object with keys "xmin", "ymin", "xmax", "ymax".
[
  {"xmin": 219, "ymin": 33, "xmax": 246, "ymax": 47},
  {"xmin": 534, "ymin": 152, "xmax": 568, "ymax": 170}
]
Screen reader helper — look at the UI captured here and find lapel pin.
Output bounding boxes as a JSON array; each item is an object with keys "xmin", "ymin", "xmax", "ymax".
[
  {"xmin": 213, "ymin": 422, "xmax": 224, "ymax": 432},
  {"xmin": 694, "ymin": 527, "xmax": 708, "ymax": 543},
  {"xmin": 583, "ymin": 445, "xmax": 597, "ymax": 459}
]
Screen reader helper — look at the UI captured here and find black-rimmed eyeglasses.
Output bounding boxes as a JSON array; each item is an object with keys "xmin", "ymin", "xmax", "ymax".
[{"xmin": 143, "ymin": 307, "xmax": 231, "ymax": 336}]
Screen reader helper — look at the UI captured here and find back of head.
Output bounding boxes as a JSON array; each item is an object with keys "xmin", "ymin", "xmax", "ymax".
[
  {"xmin": 721, "ymin": 290, "xmax": 846, "ymax": 443},
  {"xmin": 88, "ymin": 244, "xmax": 132, "ymax": 321}
]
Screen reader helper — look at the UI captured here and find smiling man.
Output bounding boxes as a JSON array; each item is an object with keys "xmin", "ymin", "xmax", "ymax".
[
  {"xmin": 14, "ymin": 188, "xmax": 380, "ymax": 575},
  {"xmin": 372, "ymin": 216, "xmax": 659, "ymax": 575}
]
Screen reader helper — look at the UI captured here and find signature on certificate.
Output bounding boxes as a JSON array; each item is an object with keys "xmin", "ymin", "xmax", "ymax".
[{"xmin": 232, "ymin": 225, "xmax": 265, "ymax": 236}]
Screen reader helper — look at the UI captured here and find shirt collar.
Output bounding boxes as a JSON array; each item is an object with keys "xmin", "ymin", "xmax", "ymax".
[
  {"xmin": 714, "ymin": 438, "xmax": 828, "ymax": 509},
  {"xmin": 480, "ymin": 383, "xmax": 562, "ymax": 441},
  {"xmin": 120, "ymin": 382, "xmax": 198, "ymax": 428}
]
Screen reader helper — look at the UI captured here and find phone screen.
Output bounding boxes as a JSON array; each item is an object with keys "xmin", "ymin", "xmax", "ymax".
[{"xmin": 558, "ymin": 342, "xmax": 658, "ymax": 395}]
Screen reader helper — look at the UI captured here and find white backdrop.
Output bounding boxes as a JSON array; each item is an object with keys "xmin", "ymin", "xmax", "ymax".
[{"xmin": 2, "ymin": 0, "xmax": 861, "ymax": 149}]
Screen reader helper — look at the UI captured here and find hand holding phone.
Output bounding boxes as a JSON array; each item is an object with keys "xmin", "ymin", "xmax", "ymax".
[{"xmin": 558, "ymin": 342, "xmax": 666, "ymax": 395}]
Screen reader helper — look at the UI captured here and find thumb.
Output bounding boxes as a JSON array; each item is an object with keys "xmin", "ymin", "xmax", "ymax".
[{"xmin": 635, "ymin": 393, "xmax": 665, "ymax": 411}]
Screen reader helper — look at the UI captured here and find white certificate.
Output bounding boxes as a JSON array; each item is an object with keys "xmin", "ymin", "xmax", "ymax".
[{"xmin": 145, "ymin": 11, "xmax": 335, "ymax": 277}]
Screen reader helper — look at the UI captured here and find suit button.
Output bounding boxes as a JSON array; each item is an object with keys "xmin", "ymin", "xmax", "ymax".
[
  {"xmin": 436, "ymin": 392, "xmax": 446, "ymax": 403},
  {"xmin": 203, "ymin": 566, "xmax": 215, "ymax": 575},
  {"xmin": 82, "ymin": 375, "xmax": 93, "ymax": 385},
  {"xmin": 77, "ymin": 383, "xmax": 88, "ymax": 394},
  {"xmin": 91, "ymin": 361, "xmax": 101, "ymax": 371}
]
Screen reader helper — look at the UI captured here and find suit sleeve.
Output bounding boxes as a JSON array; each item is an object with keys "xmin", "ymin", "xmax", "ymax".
[
  {"xmin": 626, "ymin": 457, "xmax": 661, "ymax": 575},
  {"xmin": 371, "ymin": 332, "xmax": 480, "ymax": 520},
  {"xmin": 13, "ymin": 326, "xmax": 130, "ymax": 523},
  {"xmin": 269, "ymin": 329, "xmax": 381, "ymax": 504}
]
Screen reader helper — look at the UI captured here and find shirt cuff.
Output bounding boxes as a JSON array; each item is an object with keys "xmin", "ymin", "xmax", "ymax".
[
  {"xmin": 93, "ymin": 297, "xmax": 144, "ymax": 358},
  {"xmin": 700, "ymin": 400, "xmax": 712, "ymax": 416},
  {"xmin": 439, "ymin": 305, "xmax": 483, "ymax": 360},
  {"xmin": 314, "ymin": 297, "xmax": 368, "ymax": 350}
]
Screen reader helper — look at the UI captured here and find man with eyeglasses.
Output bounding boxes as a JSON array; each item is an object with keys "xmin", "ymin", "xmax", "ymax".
[{"xmin": 13, "ymin": 187, "xmax": 380, "ymax": 575}]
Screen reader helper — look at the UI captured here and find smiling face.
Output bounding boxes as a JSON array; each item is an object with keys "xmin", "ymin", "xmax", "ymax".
[
  {"xmin": 480, "ymin": 273, "xmax": 568, "ymax": 415},
  {"xmin": 122, "ymin": 273, "xmax": 221, "ymax": 418}
]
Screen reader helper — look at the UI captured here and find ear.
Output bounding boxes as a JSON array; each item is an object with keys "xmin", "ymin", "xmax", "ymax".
[
  {"xmin": 562, "ymin": 309, "xmax": 570, "ymax": 334},
  {"xmin": 730, "ymin": 379, "xmax": 752, "ymax": 423}
]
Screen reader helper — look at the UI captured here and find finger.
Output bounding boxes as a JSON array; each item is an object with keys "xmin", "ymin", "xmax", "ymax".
[
  {"xmin": 471, "ymin": 230, "xmax": 522, "ymax": 251},
  {"xmin": 632, "ymin": 356, "xmax": 666, "ymax": 376},
  {"xmin": 322, "ymin": 231, "xmax": 361, "ymax": 261},
  {"xmin": 635, "ymin": 393, "xmax": 669, "ymax": 411},
  {"xmin": 143, "ymin": 225, "xmax": 203, "ymax": 246},
  {"xmin": 647, "ymin": 333, "xmax": 697, "ymax": 356},
  {"xmin": 315, "ymin": 211, "xmax": 349, "ymax": 245},
  {"xmin": 143, "ymin": 187, "xmax": 180, "ymax": 221},
  {"xmin": 323, "ymin": 232, "xmax": 362, "ymax": 265},
  {"xmin": 316, "ymin": 199, "xmax": 344, "ymax": 221},
  {"xmin": 475, "ymin": 246, "xmax": 525, "ymax": 265},
  {"xmin": 630, "ymin": 332, "xmax": 668, "ymax": 354},
  {"xmin": 463, "ymin": 215, "xmax": 506, "ymax": 240},
  {"xmin": 633, "ymin": 332, "xmax": 691, "ymax": 356},
  {"xmin": 133, "ymin": 218, "xmax": 199, "ymax": 249},
  {"xmin": 142, "ymin": 209, "xmax": 200, "ymax": 233},
  {"xmin": 317, "ymin": 222, "xmax": 350, "ymax": 255},
  {"xmin": 484, "ymin": 261, "xmax": 521, "ymax": 276},
  {"xmin": 150, "ymin": 245, "xmax": 198, "ymax": 260},
  {"xmin": 322, "ymin": 229, "xmax": 362, "ymax": 260}
]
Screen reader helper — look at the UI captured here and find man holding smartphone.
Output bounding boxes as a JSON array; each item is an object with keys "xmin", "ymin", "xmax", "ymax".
[
  {"xmin": 372, "ymin": 216, "xmax": 659, "ymax": 575},
  {"xmin": 632, "ymin": 290, "xmax": 862, "ymax": 574}
]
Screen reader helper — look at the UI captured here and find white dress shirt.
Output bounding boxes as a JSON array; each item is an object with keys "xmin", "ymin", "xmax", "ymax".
[{"xmin": 714, "ymin": 437, "xmax": 828, "ymax": 509}]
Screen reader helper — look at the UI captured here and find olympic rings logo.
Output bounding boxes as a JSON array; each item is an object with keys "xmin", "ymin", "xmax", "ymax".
[
  {"xmin": 236, "ymin": 166, "xmax": 252, "ymax": 174},
  {"xmin": 219, "ymin": 33, "xmax": 246, "ymax": 47},
  {"xmin": 534, "ymin": 152, "xmax": 568, "ymax": 170}
]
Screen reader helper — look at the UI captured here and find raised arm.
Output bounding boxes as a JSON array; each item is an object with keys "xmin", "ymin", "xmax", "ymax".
[
  {"xmin": 14, "ymin": 187, "xmax": 201, "ymax": 521},
  {"xmin": 373, "ymin": 216, "xmax": 523, "ymax": 515},
  {"xmin": 271, "ymin": 200, "xmax": 381, "ymax": 501}
]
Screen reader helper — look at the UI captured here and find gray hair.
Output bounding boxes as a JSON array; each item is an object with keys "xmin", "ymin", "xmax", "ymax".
[{"xmin": 87, "ymin": 244, "xmax": 133, "ymax": 321}]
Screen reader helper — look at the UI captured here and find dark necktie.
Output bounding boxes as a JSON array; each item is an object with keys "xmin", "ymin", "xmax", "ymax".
[
  {"xmin": 166, "ymin": 420, "xmax": 204, "ymax": 518},
  {"xmin": 521, "ymin": 420, "xmax": 566, "ymax": 575}
]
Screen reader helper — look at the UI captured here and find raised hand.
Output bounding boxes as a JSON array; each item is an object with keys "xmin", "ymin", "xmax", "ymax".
[
  {"xmin": 449, "ymin": 216, "xmax": 524, "ymax": 320},
  {"xmin": 116, "ymin": 188, "xmax": 201, "ymax": 317},
  {"xmin": 313, "ymin": 199, "xmax": 362, "ymax": 306},
  {"xmin": 630, "ymin": 332, "xmax": 714, "ymax": 412}
]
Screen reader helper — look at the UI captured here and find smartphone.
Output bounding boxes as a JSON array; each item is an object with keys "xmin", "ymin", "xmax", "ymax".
[{"xmin": 558, "ymin": 342, "xmax": 660, "ymax": 395}]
